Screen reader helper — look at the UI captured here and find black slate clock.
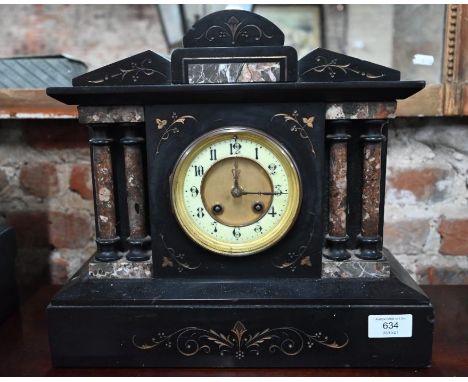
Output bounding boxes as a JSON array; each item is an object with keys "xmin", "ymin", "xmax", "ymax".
[{"xmin": 46, "ymin": 9, "xmax": 434, "ymax": 368}]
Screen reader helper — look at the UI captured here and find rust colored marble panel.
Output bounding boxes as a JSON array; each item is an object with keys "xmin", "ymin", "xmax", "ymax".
[
  {"xmin": 124, "ymin": 144, "xmax": 146, "ymax": 239},
  {"xmin": 361, "ymin": 143, "xmax": 382, "ymax": 237},
  {"xmin": 92, "ymin": 145, "xmax": 117, "ymax": 240},
  {"xmin": 329, "ymin": 142, "xmax": 348, "ymax": 237}
]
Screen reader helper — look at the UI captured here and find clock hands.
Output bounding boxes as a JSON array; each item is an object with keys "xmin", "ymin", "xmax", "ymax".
[
  {"xmin": 230, "ymin": 157, "xmax": 285, "ymax": 198},
  {"xmin": 231, "ymin": 157, "xmax": 243, "ymax": 198},
  {"xmin": 239, "ymin": 190, "xmax": 287, "ymax": 196}
]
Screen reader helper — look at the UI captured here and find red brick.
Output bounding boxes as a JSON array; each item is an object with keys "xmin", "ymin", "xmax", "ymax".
[
  {"xmin": 6, "ymin": 211, "xmax": 50, "ymax": 248},
  {"xmin": 69, "ymin": 164, "xmax": 93, "ymax": 200},
  {"xmin": 19, "ymin": 162, "xmax": 59, "ymax": 198},
  {"xmin": 0, "ymin": 168, "xmax": 8, "ymax": 191},
  {"xmin": 48, "ymin": 211, "xmax": 93, "ymax": 249},
  {"xmin": 438, "ymin": 218, "xmax": 468, "ymax": 256},
  {"xmin": 383, "ymin": 219, "xmax": 430, "ymax": 255},
  {"xmin": 419, "ymin": 266, "xmax": 468, "ymax": 285},
  {"xmin": 388, "ymin": 168, "xmax": 446, "ymax": 200},
  {"xmin": 23, "ymin": 121, "xmax": 89, "ymax": 150}
]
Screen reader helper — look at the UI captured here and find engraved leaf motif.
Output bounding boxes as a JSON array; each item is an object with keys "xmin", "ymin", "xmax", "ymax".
[
  {"xmin": 203, "ymin": 329, "xmax": 234, "ymax": 349},
  {"xmin": 232, "ymin": 321, "xmax": 247, "ymax": 342},
  {"xmin": 300, "ymin": 256, "xmax": 312, "ymax": 267},
  {"xmin": 274, "ymin": 113, "xmax": 299, "ymax": 124},
  {"xmin": 156, "ymin": 118, "xmax": 167, "ymax": 129},
  {"xmin": 302, "ymin": 117, "xmax": 314, "ymax": 128},
  {"xmin": 161, "ymin": 256, "xmax": 173, "ymax": 268},
  {"xmin": 246, "ymin": 329, "xmax": 274, "ymax": 348}
]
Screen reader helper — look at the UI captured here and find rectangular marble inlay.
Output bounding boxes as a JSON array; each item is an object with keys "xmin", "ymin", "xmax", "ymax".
[
  {"xmin": 89, "ymin": 255, "xmax": 152, "ymax": 279},
  {"xmin": 188, "ymin": 62, "xmax": 281, "ymax": 84},
  {"xmin": 322, "ymin": 251, "xmax": 390, "ymax": 278}
]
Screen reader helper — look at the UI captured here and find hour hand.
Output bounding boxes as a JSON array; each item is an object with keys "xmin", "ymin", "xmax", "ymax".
[
  {"xmin": 232, "ymin": 158, "xmax": 241, "ymax": 185},
  {"xmin": 231, "ymin": 158, "xmax": 242, "ymax": 197}
]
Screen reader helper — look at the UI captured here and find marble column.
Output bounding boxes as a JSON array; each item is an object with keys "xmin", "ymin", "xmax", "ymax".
[
  {"xmin": 324, "ymin": 120, "xmax": 351, "ymax": 261},
  {"xmin": 121, "ymin": 124, "xmax": 150, "ymax": 261},
  {"xmin": 357, "ymin": 119, "xmax": 385, "ymax": 260},
  {"xmin": 89, "ymin": 124, "xmax": 120, "ymax": 262}
]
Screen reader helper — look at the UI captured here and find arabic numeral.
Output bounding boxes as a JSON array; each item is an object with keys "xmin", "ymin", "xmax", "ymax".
[
  {"xmin": 268, "ymin": 206, "xmax": 277, "ymax": 218},
  {"xmin": 196, "ymin": 207, "xmax": 205, "ymax": 218},
  {"xmin": 255, "ymin": 147, "xmax": 259, "ymax": 160},
  {"xmin": 274, "ymin": 184, "xmax": 286, "ymax": 194},
  {"xmin": 211, "ymin": 221, "xmax": 218, "ymax": 234},
  {"xmin": 230, "ymin": 142, "xmax": 242, "ymax": 155},
  {"xmin": 210, "ymin": 148, "xmax": 217, "ymax": 161},
  {"xmin": 268, "ymin": 163, "xmax": 277, "ymax": 175},
  {"xmin": 193, "ymin": 165, "xmax": 204, "ymax": 177},
  {"xmin": 190, "ymin": 186, "xmax": 199, "ymax": 197},
  {"xmin": 232, "ymin": 227, "xmax": 241, "ymax": 239},
  {"xmin": 383, "ymin": 322, "xmax": 399, "ymax": 330},
  {"xmin": 254, "ymin": 225, "xmax": 263, "ymax": 234}
]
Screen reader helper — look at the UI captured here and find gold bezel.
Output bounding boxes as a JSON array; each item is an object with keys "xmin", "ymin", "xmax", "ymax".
[{"xmin": 170, "ymin": 127, "xmax": 302, "ymax": 256}]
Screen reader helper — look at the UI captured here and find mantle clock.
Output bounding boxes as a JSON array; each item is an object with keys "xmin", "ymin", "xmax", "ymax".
[{"xmin": 46, "ymin": 10, "xmax": 433, "ymax": 368}]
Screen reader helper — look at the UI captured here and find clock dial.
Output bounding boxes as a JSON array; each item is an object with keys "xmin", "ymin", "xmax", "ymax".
[{"xmin": 171, "ymin": 127, "xmax": 301, "ymax": 256}]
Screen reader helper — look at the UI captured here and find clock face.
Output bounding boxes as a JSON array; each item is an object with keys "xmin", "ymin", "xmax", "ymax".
[{"xmin": 170, "ymin": 127, "xmax": 302, "ymax": 256}]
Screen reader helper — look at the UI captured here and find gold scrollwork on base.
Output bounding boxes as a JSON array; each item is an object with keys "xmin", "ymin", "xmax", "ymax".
[
  {"xmin": 271, "ymin": 111, "xmax": 316, "ymax": 156},
  {"xmin": 132, "ymin": 320, "xmax": 349, "ymax": 359},
  {"xmin": 154, "ymin": 113, "xmax": 198, "ymax": 156}
]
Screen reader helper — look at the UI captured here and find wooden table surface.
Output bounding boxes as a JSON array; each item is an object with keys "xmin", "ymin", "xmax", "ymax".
[{"xmin": 0, "ymin": 285, "xmax": 467, "ymax": 377}]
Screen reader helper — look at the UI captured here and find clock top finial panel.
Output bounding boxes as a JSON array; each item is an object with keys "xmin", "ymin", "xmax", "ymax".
[
  {"xmin": 48, "ymin": 9, "xmax": 424, "ymax": 104},
  {"xmin": 182, "ymin": 9, "xmax": 285, "ymax": 48}
]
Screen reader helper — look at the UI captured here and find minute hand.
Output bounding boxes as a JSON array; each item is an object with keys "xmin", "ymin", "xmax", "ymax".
[{"xmin": 239, "ymin": 190, "xmax": 287, "ymax": 196}]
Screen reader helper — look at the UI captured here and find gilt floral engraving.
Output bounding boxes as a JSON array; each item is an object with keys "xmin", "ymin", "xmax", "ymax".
[
  {"xmin": 273, "ymin": 232, "xmax": 314, "ymax": 271},
  {"xmin": 87, "ymin": 58, "xmax": 167, "ymax": 84},
  {"xmin": 272, "ymin": 111, "xmax": 316, "ymax": 155},
  {"xmin": 154, "ymin": 113, "xmax": 198, "ymax": 156},
  {"xmin": 194, "ymin": 16, "xmax": 273, "ymax": 45},
  {"xmin": 301, "ymin": 56, "xmax": 385, "ymax": 80},
  {"xmin": 159, "ymin": 233, "xmax": 201, "ymax": 272},
  {"xmin": 132, "ymin": 320, "xmax": 349, "ymax": 358}
]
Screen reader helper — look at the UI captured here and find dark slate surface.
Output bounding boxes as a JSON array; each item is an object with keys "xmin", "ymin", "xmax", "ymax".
[
  {"xmin": 183, "ymin": 10, "xmax": 284, "ymax": 48},
  {"xmin": 299, "ymin": 48, "xmax": 400, "ymax": 82},
  {"xmin": 72, "ymin": 50, "xmax": 171, "ymax": 87},
  {"xmin": 0, "ymin": 55, "xmax": 86, "ymax": 88},
  {"xmin": 47, "ymin": 81, "xmax": 425, "ymax": 106}
]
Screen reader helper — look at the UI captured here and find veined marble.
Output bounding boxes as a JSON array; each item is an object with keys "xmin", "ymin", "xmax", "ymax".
[
  {"xmin": 188, "ymin": 62, "xmax": 280, "ymax": 84},
  {"xmin": 89, "ymin": 254, "xmax": 152, "ymax": 279},
  {"xmin": 322, "ymin": 251, "xmax": 390, "ymax": 278}
]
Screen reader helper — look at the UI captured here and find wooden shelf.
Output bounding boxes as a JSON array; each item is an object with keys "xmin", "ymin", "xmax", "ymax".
[{"xmin": 0, "ymin": 89, "xmax": 77, "ymax": 119}]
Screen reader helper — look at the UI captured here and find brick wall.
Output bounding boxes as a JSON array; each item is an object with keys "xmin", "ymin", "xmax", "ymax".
[
  {"xmin": 0, "ymin": 4, "xmax": 168, "ymax": 71},
  {"xmin": 1, "ymin": 118, "xmax": 467, "ymax": 287},
  {"xmin": 384, "ymin": 118, "xmax": 468, "ymax": 284},
  {"xmin": 0, "ymin": 120, "xmax": 95, "ymax": 287}
]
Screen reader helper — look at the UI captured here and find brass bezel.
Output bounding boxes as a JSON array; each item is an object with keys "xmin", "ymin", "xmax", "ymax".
[{"xmin": 170, "ymin": 127, "xmax": 302, "ymax": 256}]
